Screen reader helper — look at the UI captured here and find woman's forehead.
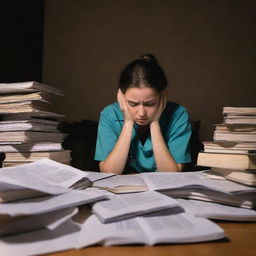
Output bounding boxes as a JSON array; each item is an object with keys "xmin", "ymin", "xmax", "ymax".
[{"xmin": 124, "ymin": 87, "xmax": 159, "ymax": 100}]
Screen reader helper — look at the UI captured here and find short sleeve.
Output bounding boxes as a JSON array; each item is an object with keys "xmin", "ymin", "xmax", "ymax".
[
  {"xmin": 94, "ymin": 106, "xmax": 120, "ymax": 161},
  {"xmin": 167, "ymin": 106, "xmax": 192, "ymax": 163}
]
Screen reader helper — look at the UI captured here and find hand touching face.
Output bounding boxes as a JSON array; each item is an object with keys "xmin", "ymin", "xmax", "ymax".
[
  {"xmin": 122, "ymin": 87, "xmax": 166, "ymax": 126},
  {"xmin": 151, "ymin": 91, "xmax": 167, "ymax": 123},
  {"xmin": 117, "ymin": 89, "xmax": 134, "ymax": 122}
]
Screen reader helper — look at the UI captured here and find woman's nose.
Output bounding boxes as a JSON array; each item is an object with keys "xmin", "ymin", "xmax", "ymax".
[{"xmin": 138, "ymin": 105, "xmax": 146, "ymax": 117}]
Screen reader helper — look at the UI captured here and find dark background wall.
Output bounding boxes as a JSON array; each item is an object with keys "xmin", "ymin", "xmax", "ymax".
[
  {"xmin": 1, "ymin": 0, "xmax": 256, "ymax": 141},
  {"xmin": 42, "ymin": 0, "xmax": 256, "ymax": 141},
  {"xmin": 0, "ymin": 0, "xmax": 44, "ymax": 82}
]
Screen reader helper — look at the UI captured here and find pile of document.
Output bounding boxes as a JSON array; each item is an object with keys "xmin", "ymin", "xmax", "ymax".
[
  {"xmin": 0, "ymin": 81, "xmax": 71, "ymax": 167},
  {"xmin": 197, "ymin": 106, "xmax": 256, "ymax": 186},
  {"xmin": 1, "ymin": 159, "xmax": 256, "ymax": 256}
]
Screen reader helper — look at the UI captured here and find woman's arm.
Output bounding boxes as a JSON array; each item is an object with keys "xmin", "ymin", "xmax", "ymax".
[
  {"xmin": 99, "ymin": 90, "xmax": 134, "ymax": 174},
  {"xmin": 150, "ymin": 121, "xmax": 184, "ymax": 172},
  {"xmin": 150, "ymin": 92, "xmax": 184, "ymax": 172}
]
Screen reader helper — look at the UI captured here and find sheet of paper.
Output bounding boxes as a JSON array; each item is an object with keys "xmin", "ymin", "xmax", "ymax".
[
  {"xmin": 77, "ymin": 208, "xmax": 225, "ymax": 248},
  {"xmin": 76, "ymin": 214, "xmax": 147, "ymax": 248},
  {"xmin": 0, "ymin": 189, "xmax": 106, "ymax": 216},
  {"xmin": 85, "ymin": 171, "xmax": 116, "ymax": 182},
  {"xmin": 92, "ymin": 191, "xmax": 179, "ymax": 223},
  {"xmin": 0, "ymin": 220, "xmax": 80, "ymax": 256},
  {"xmin": 0, "ymin": 207, "xmax": 78, "ymax": 236},
  {"xmin": 139, "ymin": 210, "xmax": 225, "ymax": 245},
  {"xmin": 163, "ymin": 188, "xmax": 256, "ymax": 209},
  {"xmin": 0, "ymin": 158, "xmax": 88, "ymax": 187},
  {"xmin": 0, "ymin": 158, "xmax": 89, "ymax": 194},
  {"xmin": 177, "ymin": 199, "xmax": 256, "ymax": 221},
  {"xmin": 140, "ymin": 171, "xmax": 256, "ymax": 194},
  {"xmin": 93, "ymin": 174, "xmax": 146, "ymax": 188}
]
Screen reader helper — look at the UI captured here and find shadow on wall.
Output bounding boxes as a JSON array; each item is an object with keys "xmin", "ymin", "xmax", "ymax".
[
  {"xmin": 59, "ymin": 120, "xmax": 100, "ymax": 171},
  {"xmin": 60, "ymin": 120, "xmax": 204, "ymax": 172}
]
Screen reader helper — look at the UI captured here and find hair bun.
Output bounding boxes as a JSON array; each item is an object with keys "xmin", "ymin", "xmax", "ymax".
[{"xmin": 139, "ymin": 54, "xmax": 158, "ymax": 64}]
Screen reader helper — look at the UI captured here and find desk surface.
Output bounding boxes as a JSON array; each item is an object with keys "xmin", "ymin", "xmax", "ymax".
[{"xmin": 44, "ymin": 221, "xmax": 256, "ymax": 256}]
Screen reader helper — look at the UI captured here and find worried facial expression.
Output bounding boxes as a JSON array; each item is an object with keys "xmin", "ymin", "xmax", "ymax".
[{"xmin": 124, "ymin": 87, "xmax": 160, "ymax": 126}]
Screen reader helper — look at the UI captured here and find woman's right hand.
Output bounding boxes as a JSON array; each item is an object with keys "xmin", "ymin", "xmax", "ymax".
[{"xmin": 117, "ymin": 89, "xmax": 134, "ymax": 123}]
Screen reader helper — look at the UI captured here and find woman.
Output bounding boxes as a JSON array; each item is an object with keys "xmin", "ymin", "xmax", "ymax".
[{"xmin": 94, "ymin": 54, "xmax": 192, "ymax": 174}]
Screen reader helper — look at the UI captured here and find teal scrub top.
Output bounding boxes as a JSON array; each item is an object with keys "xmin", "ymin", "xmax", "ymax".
[{"xmin": 94, "ymin": 102, "xmax": 192, "ymax": 173}]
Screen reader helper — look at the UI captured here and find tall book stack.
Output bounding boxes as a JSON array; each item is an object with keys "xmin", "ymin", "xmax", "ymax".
[
  {"xmin": 197, "ymin": 107, "xmax": 256, "ymax": 186},
  {"xmin": 0, "ymin": 81, "xmax": 71, "ymax": 167}
]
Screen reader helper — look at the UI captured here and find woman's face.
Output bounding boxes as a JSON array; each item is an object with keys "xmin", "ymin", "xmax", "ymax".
[{"xmin": 124, "ymin": 87, "xmax": 160, "ymax": 126}]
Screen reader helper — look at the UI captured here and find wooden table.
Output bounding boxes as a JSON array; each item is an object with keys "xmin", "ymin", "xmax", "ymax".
[{"xmin": 44, "ymin": 221, "xmax": 256, "ymax": 256}]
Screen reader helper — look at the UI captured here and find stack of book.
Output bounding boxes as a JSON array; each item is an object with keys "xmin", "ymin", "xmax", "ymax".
[
  {"xmin": 0, "ymin": 81, "xmax": 71, "ymax": 167},
  {"xmin": 197, "ymin": 106, "xmax": 256, "ymax": 186}
]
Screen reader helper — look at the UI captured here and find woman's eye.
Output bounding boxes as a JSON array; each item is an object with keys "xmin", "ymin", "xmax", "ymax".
[
  {"xmin": 128, "ymin": 102, "xmax": 138, "ymax": 107},
  {"xmin": 144, "ymin": 103, "xmax": 155, "ymax": 107}
]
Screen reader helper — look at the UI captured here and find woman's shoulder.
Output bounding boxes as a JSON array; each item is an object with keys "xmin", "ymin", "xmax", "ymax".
[
  {"xmin": 101, "ymin": 102, "xmax": 119, "ymax": 113},
  {"xmin": 162, "ymin": 102, "xmax": 190, "ymax": 130},
  {"xmin": 101, "ymin": 102, "xmax": 122, "ymax": 119},
  {"xmin": 165, "ymin": 102, "xmax": 189, "ymax": 116}
]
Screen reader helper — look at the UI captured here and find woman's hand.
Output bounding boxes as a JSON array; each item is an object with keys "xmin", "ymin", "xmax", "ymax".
[
  {"xmin": 151, "ymin": 91, "xmax": 167, "ymax": 123},
  {"xmin": 117, "ymin": 89, "xmax": 134, "ymax": 122}
]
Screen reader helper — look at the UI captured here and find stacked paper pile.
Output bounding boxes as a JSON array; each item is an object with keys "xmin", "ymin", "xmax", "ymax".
[
  {"xmin": 0, "ymin": 81, "xmax": 71, "ymax": 167},
  {"xmin": 197, "ymin": 107, "xmax": 256, "ymax": 186}
]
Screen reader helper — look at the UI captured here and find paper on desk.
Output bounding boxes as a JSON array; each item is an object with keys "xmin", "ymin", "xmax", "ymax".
[
  {"xmin": 0, "ymin": 158, "xmax": 89, "ymax": 194},
  {"xmin": 92, "ymin": 191, "xmax": 179, "ymax": 223},
  {"xmin": 0, "ymin": 189, "xmax": 106, "ymax": 216},
  {"xmin": 86, "ymin": 171, "xmax": 116, "ymax": 182},
  {"xmin": 0, "ymin": 207, "xmax": 78, "ymax": 236},
  {"xmin": 93, "ymin": 174, "xmax": 147, "ymax": 188},
  {"xmin": 76, "ymin": 209, "xmax": 225, "ymax": 248},
  {"xmin": 0, "ymin": 220, "xmax": 81, "ymax": 256},
  {"xmin": 140, "ymin": 171, "xmax": 256, "ymax": 194},
  {"xmin": 177, "ymin": 199, "xmax": 256, "ymax": 221},
  {"xmin": 0, "ymin": 158, "xmax": 88, "ymax": 188}
]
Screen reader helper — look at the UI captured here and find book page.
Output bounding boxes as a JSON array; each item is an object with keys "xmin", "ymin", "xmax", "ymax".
[
  {"xmin": 0, "ymin": 207, "xmax": 78, "ymax": 236},
  {"xmin": 138, "ymin": 210, "xmax": 225, "ymax": 245},
  {"xmin": 165, "ymin": 189, "xmax": 256, "ymax": 209},
  {"xmin": 140, "ymin": 171, "xmax": 256, "ymax": 194},
  {"xmin": 0, "ymin": 189, "xmax": 106, "ymax": 216},
  {"xmin": 177, "ymin": 199, "xmax": 256, "ymax": 221},
  {"xmin": 76, "ymin": 214, "xmax": 147, "ymax": 248},
  {"xmin": 0, "ymin": 220, "xmax": 80, "ymax": 256},
  {"xmin": 93, "ymin": 174, "xmax": 147, "ymax": 188},
  {"xmin": 0, "ymin": 173, "xmax": 68, "ymax": 195},
  {"xmin": 0, "ymin": 158, "xmax": 88, "ymax": 189},
  {"xmin": 92, "ymin": 191, "xmax": 179, "ymax": 223},
  {"xmin": 77, "ymin": 208, "xmax": 225, "ymax": 247},
  {"xmin": 85, "ymin": 171, "xmax": 116, "ymax": 182}
]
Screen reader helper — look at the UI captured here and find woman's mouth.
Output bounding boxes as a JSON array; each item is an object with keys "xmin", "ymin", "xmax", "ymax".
[{"xmin": 136, "ymin": 118, "xmax": 148, "ymax": 123}]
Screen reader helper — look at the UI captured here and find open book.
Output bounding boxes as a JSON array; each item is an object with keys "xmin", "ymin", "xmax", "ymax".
[
  {"xmin": 91, "ymin": 190, "xmax": 179, "ymax": 223},
  {"xmin": 0, "ymin": 207, "xmax": 78, "ymax": 237},
  {"xmin": 177, "ymin": 199, "xmax": 256, "ymax": 221},
  {"xmin": 76, "ymin": 208, "xmax": 225, "ymax": 247},
  {"xmin": 0, "ymin": 159, "xmax": 90, "ymax": 202},
  {"xmin": 93, "ymin": 171, "xmax": 256, "ymax": 208}
]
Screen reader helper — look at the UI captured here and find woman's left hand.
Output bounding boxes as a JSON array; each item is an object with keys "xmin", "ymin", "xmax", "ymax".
[{"xmin": 151, "ymin": 91, "xmax": 167, "ymax": 123}]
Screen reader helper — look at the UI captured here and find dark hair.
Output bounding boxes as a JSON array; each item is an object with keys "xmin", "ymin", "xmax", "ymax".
[{"xmin": 118, "ymin": 54, "xmax": 167, "ymax": 93}]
